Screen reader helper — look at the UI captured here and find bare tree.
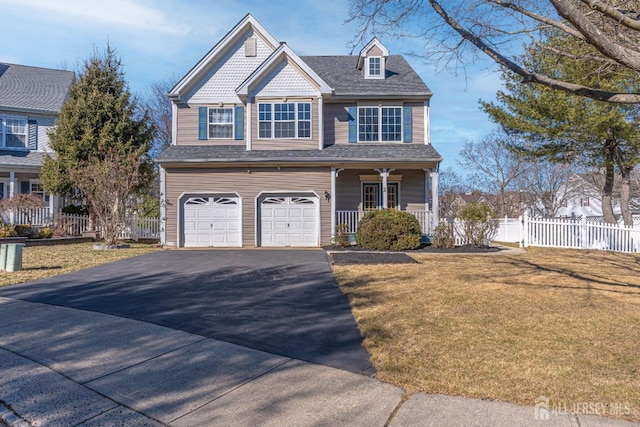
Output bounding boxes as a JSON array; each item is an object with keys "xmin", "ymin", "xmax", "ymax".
[
  {"xmin": 517, "ymin": 160, "xmax": 575, "ymax": 217},
  {"xmin": 71, "ymin": 150, "xmax": 142, "ymax": 246},
  {"xmin": 141, "ymin": 75, "xmax": 178, "ymax": 157},
  {"xmin": 438, "ymin": 167, "xmax": 466, "ymax": 218},
  {"xmin": 348, "ymin": 0, "xmax": 640, "ymax": 103},
  {"xmin": 458, "ymin": 130, "xmax": 528, "ymax": 216}
]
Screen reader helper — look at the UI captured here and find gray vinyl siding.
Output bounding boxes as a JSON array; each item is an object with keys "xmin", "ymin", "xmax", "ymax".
[
  {"xmin": 164, "ymin": 166, "xmax": 332, "ymax": 247},
  {"xmin": 323, "ymin": 102, "xmax": 424, "ymax": 146},
  {"xmin": 175, "ymin": 104, "xmax": 246, "ymax": 146},
  {"xmin": 251, "ymin": 98, "xmax": 319, "ymax": 150},
  {"xmin": 335, "ymin": 169, "xmax": 427, "ymax": 211}
]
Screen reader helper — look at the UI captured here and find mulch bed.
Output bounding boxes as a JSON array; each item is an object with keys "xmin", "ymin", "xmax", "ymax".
[{"xmin": 327, "ymin": 244, "xmax": 505, "ymax": 265}]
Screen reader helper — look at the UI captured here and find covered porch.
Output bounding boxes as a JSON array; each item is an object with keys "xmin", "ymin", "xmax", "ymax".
[{"xmin": 329, "ymin": 166, "xmax": 439, "ymax": 239}]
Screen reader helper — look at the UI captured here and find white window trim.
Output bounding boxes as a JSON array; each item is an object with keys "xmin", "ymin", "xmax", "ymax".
[
  {"xmin": 257, "ymin": 102, "xmax": 312, "ymax": 140},
  {"xmin": 357, "ymin": 106, "xmax": 403, "ymax": 143},
  {"xmin": 207, "ymin": 107, "xmax": 234, "ymax": 140},
  {"xmin": 0, "ymin": 114, "xmax": 29, "ymax": 150},
  {"xmin": 365, "ymin": 56, "xmax": 384, "ymax": 79}
]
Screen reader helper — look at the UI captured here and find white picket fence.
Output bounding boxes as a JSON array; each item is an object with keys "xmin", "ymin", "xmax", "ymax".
[
  {"xmin": 491, "ymin": 215, "xmax": 640, "ymax": 253},
  {"xmin": 0, "ymin": 208, "xmax": 160, "ymax": 241}
]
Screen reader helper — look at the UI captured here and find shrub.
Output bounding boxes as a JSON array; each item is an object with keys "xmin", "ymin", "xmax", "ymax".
[
  {"xmin": 334, "ymin": 223, "xmax": 351, "ymax": 248},
  {"xmin": 431, "ymin": 222, "xmax": 455, "ymax": 248},
  {"xmin": 38, "ymin": 227, "xmax": 54, "ymax": 239},
  {"xmin": 355, "ymin": 209, "xmax": 422, "ymax": 250},
  {"xmin": 14, "ymin": 224, "xmax": 38, "ymax": 238},
  {"xmin": 458, "ymin": 202, "xmax": 498, "ymax": 246},
  {"xmin": 0, "ymin": 224, "xmax": 17, "ymax": 238},
  {"xmin": 62, "ymin": 204, "xmax": 89, "ymax": 215}
]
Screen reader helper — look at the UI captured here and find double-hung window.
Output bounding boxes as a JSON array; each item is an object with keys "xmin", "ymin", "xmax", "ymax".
[
  {"xmin": 368, "ymin": 57, "xmax": 381, "ymax": 77},
  {"xmin": 258, "ymin": 102, "xmax": 311, "ymax": 139},
  {"xmin": 0, "ymin": 116, "xmax": 28, "ymax": 148},
  {"xmin": 358, "ymin": 107, "xmax": 401, "ymax": 142},
  {"xmin": 208, "ymin": 108, "xmax": 233, "ymax": 139}
]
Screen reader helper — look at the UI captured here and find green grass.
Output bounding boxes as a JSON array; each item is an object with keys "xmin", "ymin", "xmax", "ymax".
[
  {"xmin": 333, "ymin": 247, "xmax": 640, "ymax": 422},
  {"xmin": 0, "ymin": 242, "xmax": 161, "ymax": 287}
]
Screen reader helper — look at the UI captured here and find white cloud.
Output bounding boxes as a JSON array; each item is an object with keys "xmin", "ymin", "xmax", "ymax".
[{"xmin": 2, "ymin": 0, "xmax": 186, "ymax": 34}]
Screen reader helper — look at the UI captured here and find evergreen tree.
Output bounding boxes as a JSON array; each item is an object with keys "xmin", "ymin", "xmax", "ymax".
[
  {"xmin": 42, "ymin": 45, "xmax": 154, "ymax": 200},
  {"xmin": 481, "ymin": 32, "xmax": 640, "ymax": 224}
]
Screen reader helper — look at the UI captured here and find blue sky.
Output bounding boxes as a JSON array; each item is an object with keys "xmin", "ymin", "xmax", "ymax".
[{"xmin": 0, "ymin": 0, "xmax": 502, "ymax": 170}]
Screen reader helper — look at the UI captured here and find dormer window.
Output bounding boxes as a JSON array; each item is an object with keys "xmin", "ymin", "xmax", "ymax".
[
  {"xmin": 368, "ymin": 57, "xmax": 381, "ymax": 77},
  {"xmin": 358, "ymin": 38, "xmax": 389, "ymax": 80}
]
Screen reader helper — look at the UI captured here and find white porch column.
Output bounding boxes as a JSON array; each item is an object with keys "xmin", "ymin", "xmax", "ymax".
[
  {"xmin": 381, "ymin": 168, "xmax": 388, "ymax": 209},
  {"xmin": 331, "ymin": 167, "xmax": 336, "ymax": 240},
  {"xmin": 9, "ymin": 171, "xmax": 15, "ymax": 198},
  {"xmin": 318, "ymin": 96, "xmax": 324, "ymax": 150},
  {"xmin": 423, "ymin": 168, "xmax": 430, "ymax": 211},
  {"xmin": 430, "ymin": 169, "xmax": 439, "ymax": 228},
  {"xmin": 159, "ymin": 166, "xmax": 167, "ymax": 246},
  {"xmin": 9, "ymin": 171, "xmax": 15, "ymax": 224}
]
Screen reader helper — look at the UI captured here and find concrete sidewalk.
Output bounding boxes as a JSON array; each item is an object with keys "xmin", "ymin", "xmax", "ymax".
[{"xmin": 0, "ymin": 298, "xmax": 636, "ymax": 427}]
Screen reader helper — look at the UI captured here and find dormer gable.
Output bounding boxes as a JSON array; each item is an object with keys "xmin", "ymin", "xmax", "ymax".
[
  {"xmin": 168, "ymin": 14, "xmax": 279, "ymax": 103},
  {"xmin": 236, "ymin": 42, "xmax": 332, "ymax": 98},
  {"xmin": 357, "ymin": 37, "xmax": 389, "ymax": 80}
]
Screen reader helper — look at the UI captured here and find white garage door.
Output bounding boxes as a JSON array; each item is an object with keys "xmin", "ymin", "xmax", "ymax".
[
  {"xmin": 261, "ymin": 196, "xmax": 318, "ymax": 247},
  {"xmin": 183, "ymin": 196, "xmax": 241, "ymax": 247}
]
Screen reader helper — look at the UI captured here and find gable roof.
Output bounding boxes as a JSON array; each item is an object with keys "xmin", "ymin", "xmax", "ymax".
[
  {"xmin": 236, "ymin": 43, "xmax": 332, "ymax": 97},
  {"xmin": 301, "ymin": 55, "xmax": 432, "ymax": 98},
  {"xmin": 0, "ymin": 63, "xmax": 74, "ymax": 114},
  {"xmin": 169, "ymin": 13, "xmax": 279, "ymax": 101}
]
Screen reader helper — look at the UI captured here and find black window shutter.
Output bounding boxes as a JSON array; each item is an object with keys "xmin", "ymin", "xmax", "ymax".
[{"xmin": 28, "ymin": 119, "xmax": 38, "ymax": 150}]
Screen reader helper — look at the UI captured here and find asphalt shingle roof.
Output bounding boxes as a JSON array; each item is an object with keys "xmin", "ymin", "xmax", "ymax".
[
  {"xmin": 0, "ymin": 63, "xmax": 74, "ymax": 113},
  {"xmin": 0, "ymin": 150, "xmax": 45, "ymax": 168},
  {"xmin": 301, "ymin": 55, "xmax": 432, "ymax": 97},
  {"xmin": 157, "ymin": 144, "xmax": 442, "ymax": 164}
]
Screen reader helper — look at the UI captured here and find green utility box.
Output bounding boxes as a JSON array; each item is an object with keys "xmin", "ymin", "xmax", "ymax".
[{"xmin": 0, "ymin": 243, "xmax": 24, "ymax": 272}]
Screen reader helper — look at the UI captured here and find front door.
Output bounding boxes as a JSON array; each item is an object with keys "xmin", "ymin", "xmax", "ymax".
[{"xmin": 362, "ymin": 182, "xmax": 399, "ymax": 210}]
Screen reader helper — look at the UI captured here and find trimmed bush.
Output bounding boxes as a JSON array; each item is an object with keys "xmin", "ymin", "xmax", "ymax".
[
  {"xmin": 14, "ymin": 224, "xmax": 38, "ymax": 239},
  {"xmin": 459, "ymin": 202, "xmax": 498, "ymax": 246},
  {"xmin": 431, "ymin": 222, "xmax": 455, "ymax": 248},
  {"xmin": 355, "ymin": 209, "xmax": 422, "ymax": 250},
  {"xmin": 38, "ymin": 227, "xmax": 54, "ymax": 239},
  {"xmin": 0, "ymin": 224, "xmax": 18, "ymax": 238}
]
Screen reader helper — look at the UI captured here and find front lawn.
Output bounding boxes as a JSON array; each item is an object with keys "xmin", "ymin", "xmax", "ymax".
[
  {"xmin": 0, "ymin": 242, "xmax": 161, "ymax": 287},
  {"xmin": 333, "ymin": 247, "xmax": 640, "ymax": 422}
]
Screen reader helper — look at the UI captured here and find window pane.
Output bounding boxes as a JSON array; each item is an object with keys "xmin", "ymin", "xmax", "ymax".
[
  {"xmin": 358, "ymin": 107, "xmax": 378, "ymax": 141},
  {"xmin": 387, "ymin": 184, "xmax": 398, "ymax": 209},
  {"xmin": 298, "ymin": 121, "xmax": 310, "ymax": 138},
  {"xmin": 208, "ymin": 108, "xmax": 233, "ymax": 139},
  {"xmin": 369, "ymin": 57, "xmax": 381, "ymax": 76},
  {"xmin": 5, "ymin": 118, "xmax": 27, "ymax": 147},
  {"xmin": 363, "ymin": 184, "xmax": 379, "ymax": 210},
  {"xmin": 259, "ymin": 104, "xmax": 271, "ymax": 120},
  {"xmin": 259, "ymin": 121, "xmax": 271, "ymax": 138},
  {"xmin": 297, "ymin": 103, "xmax": 310, "ymax": 120},
  {"xmin": 209, "ymin": 124, "xmax": 233, "ymax": 138},
  {"xmin": 381, "ymin": 108, "xmax": 402, "ymax": 141},
  {"xmin": 274, "ymin": 121, "xmax": 295, "ymax": 138}
]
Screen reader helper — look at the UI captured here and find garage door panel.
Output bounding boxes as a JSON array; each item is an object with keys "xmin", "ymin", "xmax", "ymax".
[
  {"xmin": 261, "ymin": 195, "xmax": 318, "ymax": 247},
  {"xmin": 183, "ymin": 196, "xmax": 241, "ymax": 247}
]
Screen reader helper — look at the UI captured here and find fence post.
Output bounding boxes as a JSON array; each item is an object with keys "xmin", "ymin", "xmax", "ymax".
[
  {"xmin": 580, "ymin": 215, "xmax": 587, "ymax": 249},
  {"xmin": 521, "ymin": 214, "xmax": 529, "ymax": 248}
]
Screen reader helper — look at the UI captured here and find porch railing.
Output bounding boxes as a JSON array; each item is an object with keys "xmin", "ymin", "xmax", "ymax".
[{"xmin": 336, "ymin": 210, "xmax": 435, "ymax": 235}]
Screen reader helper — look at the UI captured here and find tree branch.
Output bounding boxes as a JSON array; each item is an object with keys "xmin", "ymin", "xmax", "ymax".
[
  {"xmin": 549, "ymin": 0, "xmax": 640, "ymax": 71},
  {"xmin": 427, "ymin": 0, "xmax": 640, "ymax": 103},
  {"xmin": 488, "ymin": 1, "xmax": 586, "ymax": 39},
  {"xmin": 579, "ymin": 0, "xmax": 640, "ymax": 30}
]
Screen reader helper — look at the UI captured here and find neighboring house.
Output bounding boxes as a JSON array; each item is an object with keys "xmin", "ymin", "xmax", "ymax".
[
  {"xmin": 556, "ymin": 173, "xmax": 640, "ymax": 219},
  {"xmin": 157, "ymin": 14, "xmax": 442, "ymax": 247},
  {"xmin": 0, "ymin": 62, "xmax": 74, "ymax": 218}
]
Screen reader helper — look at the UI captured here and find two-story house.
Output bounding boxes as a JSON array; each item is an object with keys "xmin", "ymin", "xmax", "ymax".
[
  {"xmin": 0, "ymin": 62, "xmax": 74, "ymax": 217},
  {"xmin": 157, "ymin": 14, "xmax": 442, "ymax": 247}
]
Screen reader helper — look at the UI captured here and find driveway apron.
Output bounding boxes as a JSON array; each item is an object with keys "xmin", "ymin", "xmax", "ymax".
[{"xmin": 0, "ymin": 249, "xmax": 374, "ymax": 374}]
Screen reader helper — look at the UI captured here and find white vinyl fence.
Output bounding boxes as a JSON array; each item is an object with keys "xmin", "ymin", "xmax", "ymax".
[
  {"xmin": 0, "ymin": 208, "xmax": 160, "ymax": 241},
  {"xmin": 492, "ymin": 215, "xmax": 640, "ymax": 253}
]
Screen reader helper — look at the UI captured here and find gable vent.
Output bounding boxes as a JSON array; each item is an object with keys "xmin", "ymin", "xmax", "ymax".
[{"xmin": 245, "ymin": 37, "xmax": 257, "ymax": 57}]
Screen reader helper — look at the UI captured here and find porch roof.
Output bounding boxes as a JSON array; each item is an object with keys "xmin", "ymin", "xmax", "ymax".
[
  {"xmin": 157, "ymin": 144, "xmax": 443, "ymax": 165},
  {"xmin": 0, "ymin": 150, "xmax": 45, "ymax": 169}
]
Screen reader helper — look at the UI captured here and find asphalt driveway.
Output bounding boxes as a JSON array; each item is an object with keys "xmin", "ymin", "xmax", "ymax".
[{"xmin": 0, "ymin": 249, "xmax": 373, "ymax": 374}]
